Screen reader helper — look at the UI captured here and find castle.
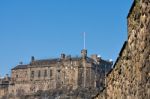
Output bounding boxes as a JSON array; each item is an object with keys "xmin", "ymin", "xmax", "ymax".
[
  {"xmin": 0, "ymin": 49, "xmax": 112, "ymax": 97},
  {"xmin": 1, "ymin": 0, "xmax": 148, "ymax": 98}
]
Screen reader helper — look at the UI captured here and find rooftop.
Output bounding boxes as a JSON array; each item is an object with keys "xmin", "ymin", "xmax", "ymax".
[{"xmin": 12, "ymin": 65, "xmax": 28, "ymax": 70}]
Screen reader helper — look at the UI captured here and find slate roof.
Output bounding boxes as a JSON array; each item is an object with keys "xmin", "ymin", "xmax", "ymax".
[
  {"xmin": 12, "ymin": 56, "xmax": 112, "ymax": 70},
  {"xmin": 31, "ymin": 57, "xmax": 82, "ymax": 65},
  {"xmin": 12, "ymin": 65, "xmax": 28, "ymax": 70},
  {"xmin": 32, "ymin": 58, "xmax": 60, "ymax": 65}
]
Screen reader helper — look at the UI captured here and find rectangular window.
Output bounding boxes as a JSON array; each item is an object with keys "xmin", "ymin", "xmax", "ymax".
[
  {"xmin": 31, "ymin": 71, "xmax": 34, "ymax": 78},
  {"xmin": 44, "ymin": 70, "xmax": 47, "ymax": 77},
  {"xmin": 50, "ymin": 69, "xmax": 53, "ymax": 77},
  {"xmin": 38, "ymin": 70, "xmax": 41, "ymax": 78}
]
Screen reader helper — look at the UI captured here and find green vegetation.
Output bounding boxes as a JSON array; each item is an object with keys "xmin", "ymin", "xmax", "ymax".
[{"xmin": 135, "ymin": 0, "xmax": 140, "ymax": 4}]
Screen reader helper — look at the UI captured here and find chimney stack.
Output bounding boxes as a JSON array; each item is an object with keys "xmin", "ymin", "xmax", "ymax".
[
  {"xmin": 91, "ymin": 54, "xmax": 98, "ymax": 62},
  {"xmin": 19, "ymin": 61, "xmax": 23, "ymax": 65},
  {"xmin": 61, "ymin": 53, "xmax": 65, "ymax": 59},
  {"xmin": 31, "ymin": 56, "xmax": 35, "ymax": 62}
]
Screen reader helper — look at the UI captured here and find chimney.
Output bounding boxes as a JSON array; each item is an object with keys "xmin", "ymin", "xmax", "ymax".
[
  {"xmin": 97, "ymin": 55, "xmax": 101, "ymax": 62},
  {"xmin": 61, "ymin": 53, "xmax": 65, "ymax": 59},
  {"xmin": 91, "ymin": 54, "xmax": 97, "ymax": 62},
  {"xmin": 31, "ymin": 56, "xmax": 35, "ymax": 62},
  {"xmin": 19, "ymin": 61, "xmax": 23, "ymax": 65},
  {"xmin": 5, "ymin": 74, "xmax": 9, "ymax": 81},
  {"xmin": 66, "ymin": 55, "xmax": 71, "ymax": 60},
  {"xmin": 6, "ymin": 74, "xmax": 9, "ymax": 78}
]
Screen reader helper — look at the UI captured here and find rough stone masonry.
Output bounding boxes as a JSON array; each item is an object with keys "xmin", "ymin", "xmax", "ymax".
[
  {"xmin": 96, "ymin": 0, "xmax": 150, "ymax": 99},
  {"xmin": 0, "ymin": 49, "xmax": 112, "ymax": 99}
]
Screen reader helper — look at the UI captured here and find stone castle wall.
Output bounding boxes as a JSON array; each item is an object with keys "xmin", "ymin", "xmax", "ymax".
[
  {"xmin": 97, "ymin": 0, "xmax": 150, "ymax": 99},
  {"xmin": 0, "ymin": 52, "xmax": 112, "ymax": 98},
  {"xmin": 11, "ymin": 69, "xmax": 28, "ymax": 82}
]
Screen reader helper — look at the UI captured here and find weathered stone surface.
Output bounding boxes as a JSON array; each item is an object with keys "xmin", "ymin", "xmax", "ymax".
[
  {"xmin": 0, "ymin": 50, "xmax": 112, "ymax": 99},
  {"xmin": 96, "ymin": 0, "xmax": 150, "ymax": 99}
]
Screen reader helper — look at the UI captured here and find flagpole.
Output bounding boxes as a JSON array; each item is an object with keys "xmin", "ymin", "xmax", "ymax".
[{"xmin": 84, "ymin": 32, "xmax": 85, "ymax": 49}]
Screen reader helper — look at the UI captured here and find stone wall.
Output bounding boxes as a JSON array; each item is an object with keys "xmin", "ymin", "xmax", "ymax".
[
  {"xmin": 0, "ymin": 88, "xmax": 8, "ymax": 98},
  {"xmin": 96, "ymin": 0, "xmax": 150, "ymax": 99},
  {"xmin": 3, "ymin": 55, "xmax": 112, "ymax": 98},
  {"xmin": 11, "ymin": 69, "xmax": 28, "ymax": 82}
]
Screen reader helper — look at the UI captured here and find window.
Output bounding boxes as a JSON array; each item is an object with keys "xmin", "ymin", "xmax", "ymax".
[
  {"xmin": 44, "ymin": 70, "xmax": 47, "ymax": 77},
  {"xmin": 31, "ymin": 71, "xmax": 34, "ymax": 78},
  {"xmin": 50, "ymin": 69, "xmax": 53, "ymax": 77},
  {"xmin": 38, "ymin": 70, "xmax": 41, "ymax": 78}
]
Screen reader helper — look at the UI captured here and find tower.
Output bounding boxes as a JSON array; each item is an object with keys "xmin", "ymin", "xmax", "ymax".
[{"xmin": 81, "ymin": 49, "xmax": 87, "ymax": 59}]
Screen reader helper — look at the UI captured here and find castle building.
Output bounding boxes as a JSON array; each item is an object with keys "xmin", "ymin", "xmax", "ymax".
[
  {"xmin": 0, "ymin": 74, "xmax": 10, "ymax": 97},
  {"xmin": 0, "ymin": 49, "xmax": 112, "ymax": 97}
]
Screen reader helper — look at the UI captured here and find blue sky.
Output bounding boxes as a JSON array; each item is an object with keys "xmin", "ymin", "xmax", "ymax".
[{"xmin": 0, "ymin": 0, "xmax": 133, "ymax": 76}]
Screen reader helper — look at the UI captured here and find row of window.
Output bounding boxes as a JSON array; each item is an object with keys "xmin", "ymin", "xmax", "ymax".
[{"xmin": 31, "ymin": 69, "xmax": 53, "ymax": 78}]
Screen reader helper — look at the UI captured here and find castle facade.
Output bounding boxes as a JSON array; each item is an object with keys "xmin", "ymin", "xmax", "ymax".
[{"xmin": 0, "ymin": 49, "xmax": 112, "ymax": 97}]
